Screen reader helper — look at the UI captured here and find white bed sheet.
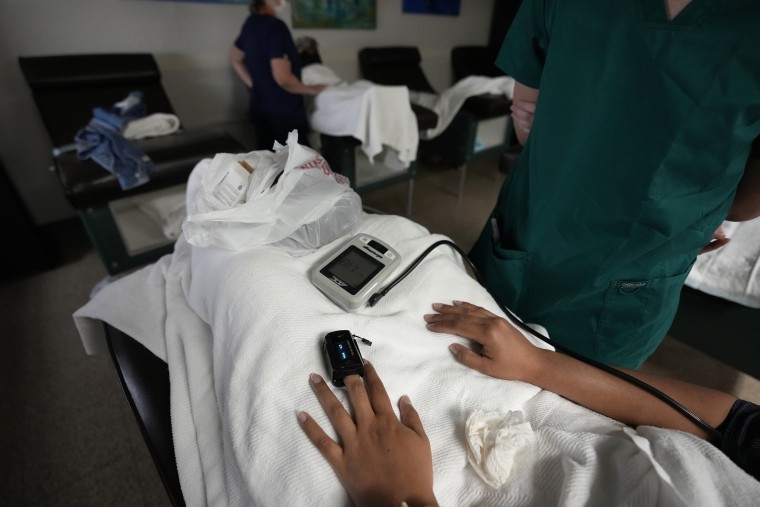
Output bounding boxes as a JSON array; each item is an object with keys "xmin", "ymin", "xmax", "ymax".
[
  {"xmin": 73, "ymin": 169, "xmax": 760, "ymax": 506},
  {"xmin": 409, "ymin": 75, "xmax": 516, "ymax": 140},
  {"xmin": 308, "ymin": 80, "xmax": 419, "ymax": 168},
  {"xmin": 686, "ymin": 219, "xmax": 760, "ymax": 308}
]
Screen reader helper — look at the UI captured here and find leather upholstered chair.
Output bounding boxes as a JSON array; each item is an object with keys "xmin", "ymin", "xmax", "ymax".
[
  {"xmin": 19, "ymin": 53, "xmax": 248, "ymax": 275},
  {"xmin": 316, "ymin": 49, "xmax": 438, "ymax": 216},
  {"xmin": 359, "ymin": 46, "xmax": 514, "ymax": 196},
  {"xmin": 105, "ymin": 323, "xmax": 184, "ymax": 506}
]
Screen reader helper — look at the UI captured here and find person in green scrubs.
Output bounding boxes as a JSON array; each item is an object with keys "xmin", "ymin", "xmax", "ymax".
[{"xmin": 469, "ymin": 0, "xmax": 760, "ymax": 368}]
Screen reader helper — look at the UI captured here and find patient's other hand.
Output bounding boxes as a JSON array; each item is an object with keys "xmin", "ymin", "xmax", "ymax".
[
  {"xmin": 424, "ymin": 301, "xmax": 540, "ymax": 383},
  {"xmin": 298, "ymin": 363, "xmax": 438, "ymax": 507}
]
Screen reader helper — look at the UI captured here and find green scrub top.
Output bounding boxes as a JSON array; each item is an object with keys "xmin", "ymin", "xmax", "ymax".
[{"xmin": 469, "ymin": 0, "xmax": 760, "ymax": 368}]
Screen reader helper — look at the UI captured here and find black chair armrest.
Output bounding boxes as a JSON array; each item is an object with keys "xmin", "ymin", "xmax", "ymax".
[{"xmin": 105, "ymin": 323, "xmax": 184, "ymax": 506}]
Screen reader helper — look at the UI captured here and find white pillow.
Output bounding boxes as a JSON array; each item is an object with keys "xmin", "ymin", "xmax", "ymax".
[{"xmin": 301, "ymin": 63, "xmax": 343, "ymax": 86}]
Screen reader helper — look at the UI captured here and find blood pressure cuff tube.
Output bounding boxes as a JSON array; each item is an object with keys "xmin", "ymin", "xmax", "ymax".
[{"xmin": 714, "ymin": 399, "xmax": 760, "ymax": 481}]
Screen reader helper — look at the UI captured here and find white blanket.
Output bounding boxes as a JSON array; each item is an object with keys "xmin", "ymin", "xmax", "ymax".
[
  {"xmin": 309, "ymin": 80, "xmax": 419, "ymax": 168},
  {"xmin": 73, "ymin": 168, "xmax": 760, "ymax": 506},
  {"xmin": 410, "ymin": 75, "xmax": 516, "ymax": 139},
  {"xmin": 686, "ymin": 218, "xmax": 760, "ymax": 308}
]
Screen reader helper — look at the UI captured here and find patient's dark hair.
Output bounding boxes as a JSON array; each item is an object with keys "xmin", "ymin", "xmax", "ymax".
[{"xmin": 249, "ymin": 0, "xmax": 266, "ymax": 13}]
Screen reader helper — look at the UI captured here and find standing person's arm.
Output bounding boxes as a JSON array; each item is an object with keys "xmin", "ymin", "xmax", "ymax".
[
  {"xmin": 230, "ymin": 45, "xmax": 253, "ymax": 89},
  {"xmin": 270, "ymin": 57, "xmax": 325, "ymax": 96},
  {"xmin": 424, "ymin": 301, "xmax": 737, "ymax": 439},
  {"xmin": 511, "ymin": 81, "xmax": 539, "ymax": 145}
]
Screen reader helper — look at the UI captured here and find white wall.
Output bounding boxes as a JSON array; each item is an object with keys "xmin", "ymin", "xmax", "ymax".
[{"xmin": 0, "ymin": 0, "xmax": 494, "ymax": 224}]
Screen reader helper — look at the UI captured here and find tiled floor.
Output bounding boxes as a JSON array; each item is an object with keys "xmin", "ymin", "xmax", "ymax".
[{"xmin": 1, "ymin": 154, "xmax": 758, "ymax": 506}]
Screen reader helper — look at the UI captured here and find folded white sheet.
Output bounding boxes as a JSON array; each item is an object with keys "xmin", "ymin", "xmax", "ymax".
[
  {"xmin": 310, "ymin": 80, "xmax": 419, "ymax": 168},
  {"xmin": 686, "ymin": 218, "xmax": 760, "ymax": 308},
  {"xmin": 133, "ymin": 191, "xmax": 186, "ymax": 240},
  {"xmin": 72, "ymin": 163, "xmax": 760, "ymax": 506},
  {"xmin": 410, "ymin": 75, "xmax": 516, "ymax": 139}
]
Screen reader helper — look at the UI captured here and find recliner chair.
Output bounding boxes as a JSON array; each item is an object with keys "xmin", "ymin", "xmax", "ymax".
[
  {"xmin": 105, "ymin": 323, "xmax": 184, "ymax": 506},
  {"xmin": 358, "ymin": 46, "xmax": 513, "ymax": 196},
  {"xmin": 19, "ymin": 53, "xmax": 249, "ymax": 275},
  {"xmin": 451, "ymin": 45, "xmax": 523, "ymax": 176},
  {"xmin": 314, "ymin": 47, "xmax": 438, "ymax": 217}
]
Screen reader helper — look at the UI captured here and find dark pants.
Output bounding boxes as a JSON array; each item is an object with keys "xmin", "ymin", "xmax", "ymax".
[{"xmin": 251, "ymin": 111, "xmax": 310, "ymax": 150}]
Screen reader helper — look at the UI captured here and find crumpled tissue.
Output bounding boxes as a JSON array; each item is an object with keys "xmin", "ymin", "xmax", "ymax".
[{"xmin": 465, "ymin": 409, "xmax": 535, "ymax": 489}]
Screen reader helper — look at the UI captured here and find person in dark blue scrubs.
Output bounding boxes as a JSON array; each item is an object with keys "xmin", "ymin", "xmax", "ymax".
[{"xmin": 230, "ymin": 0, "xmax": 325, "ymax": 149}]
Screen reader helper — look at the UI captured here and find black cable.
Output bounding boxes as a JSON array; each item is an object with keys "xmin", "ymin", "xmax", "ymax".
[{"xmin": 370, "ymin": 239, "xmax": 723, "ymax": 441}]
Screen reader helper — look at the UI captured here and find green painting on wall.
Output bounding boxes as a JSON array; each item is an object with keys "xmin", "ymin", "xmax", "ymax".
[
  {"xmin": 293, "ymin": 0, "xmax": 376, "ymax": 29},
  {"xmin": 149, "ymin": 0, "xmax": 249, "ymax": 4}
]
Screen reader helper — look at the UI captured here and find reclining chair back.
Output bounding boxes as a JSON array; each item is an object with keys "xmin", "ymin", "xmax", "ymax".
[
  {"xmin": 18, "ymin": 53, "xmax": 246, "ymax": 275},
  {"xmin": 358, "ymin": 47, "xmax": 437, "ymax": 94},
  {"xmin": 18, "ymin": 54, "xmax": 177, "ymax": 148},
  {"xmin": 451, "ymin": 46, "xmax": 502, "ymax": 83}
]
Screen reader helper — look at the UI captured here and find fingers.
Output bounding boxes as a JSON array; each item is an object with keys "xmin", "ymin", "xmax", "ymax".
[
  {"xmin": 342, "ymin": 374, "xmax": 374, "ymax": 426},
  {"xmin": 511, "ymin": 99, "xmax": 536, "ymax": 114},
  {"xmin": 424, "ymin": 301, "xmax": 501, "ymax": 346},
  {"xmin": 398, "ymin": 395, "xmax": 428, "ymax": 440},
  {"xmin": 363, "ymin": 361, "xmax": 395, "ymax": 418},
  {"xmin": 510, "ymin": 102, "xmax": 535, "ymax": 133},
  {"xmin": 310, "ymin": 373, "xmax": 357, "ymax": 437},
  {"xmin": 432, "ymin": 300, "xmax": 496, "ymax": 318},
  {"xmin": 448, "ymin": 343, "xmax": 491, "ymax": 375},
  {"xmin": 699, "ymin": 237, "xmax": 730, "ymax": 255},
  {"xmin": 297, "ymin": 410, "xmax": 343, "ymax": 467}
]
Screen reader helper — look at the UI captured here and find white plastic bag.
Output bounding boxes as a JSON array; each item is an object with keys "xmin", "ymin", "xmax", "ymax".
[{"xmin": 183, "ymin": 130, "xmax": 362, "ymax": 254}]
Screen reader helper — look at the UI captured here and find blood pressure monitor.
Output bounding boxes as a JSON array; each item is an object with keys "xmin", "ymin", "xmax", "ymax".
[{"xmin": 311, "ymin": 234, "xmax": 400, "ymax": 311}]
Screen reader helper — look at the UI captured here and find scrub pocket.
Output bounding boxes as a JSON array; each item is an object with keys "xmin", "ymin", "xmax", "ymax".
[
  {"xmin": 469, "ymin": 224, "xmax": 532, "ymax": 311},
  {"xmin": 595, "ymin": 262, "xmax": 694, "ymax": 367}
]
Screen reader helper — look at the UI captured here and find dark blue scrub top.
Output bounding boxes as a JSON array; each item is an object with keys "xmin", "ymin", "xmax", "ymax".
[{"xmin": 234, "ymin": 14, "xmax": 306, "ymax": 125}]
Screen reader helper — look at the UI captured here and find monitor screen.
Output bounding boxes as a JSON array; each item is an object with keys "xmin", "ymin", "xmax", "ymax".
[{"xmin": 321, "ymin": 245, "xmax": 384, "ymax": 295}]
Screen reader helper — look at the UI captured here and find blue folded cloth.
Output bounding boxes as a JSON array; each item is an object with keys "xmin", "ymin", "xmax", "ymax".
[{"xmin": 74, "ymin": 91, "xmax": 154, "ymax": 190}]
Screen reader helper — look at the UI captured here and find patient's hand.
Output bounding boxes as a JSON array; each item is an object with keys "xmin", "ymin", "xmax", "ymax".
[
  {"xmin": 424, "ymin": 301, "xmax": 540, "ymax": 383},
  {"xmin": 298, "ymin": 363, "xmax": 438, "ymax": 507}
]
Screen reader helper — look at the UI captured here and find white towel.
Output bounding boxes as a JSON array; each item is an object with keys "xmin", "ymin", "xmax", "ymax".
[
  {"xmin": 686, "ymin": 218, "xmax": 760, "ymax": 308},
  {"xmin": 72, "ymin": 163, "xmax": 760, "ymax": 506},
  {"xmin": 410, "ymin": 75, "xmax": 515, "ymax": 139},
  {"xmin": 310, "ymin": 81, "xmax": 419, "ymax": 167},
  {"xmin": 133, "ymin": 191, "xmax": 187, "ymax": 240},
  {"xmin": 301, "ymin": 63, "xmax": 344, "ymax": 86},
  {"xmin": 123, "ymin": 113, "xmax": 181, "ymax": 140}
]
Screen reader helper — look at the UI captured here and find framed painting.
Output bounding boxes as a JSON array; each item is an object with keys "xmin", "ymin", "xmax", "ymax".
[
  {"xmin": 146, "ymin": 0, "xmax": 249, "ymax": 3},
  {"xmin": 292, "ymin": 0, "xmax": 376, "ymax": 29},
  {"xmin": 402, "ymin": 0, "xmax": 460, "ymax": 16}
]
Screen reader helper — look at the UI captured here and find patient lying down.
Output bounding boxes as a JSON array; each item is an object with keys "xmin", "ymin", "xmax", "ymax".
[{"xmin": 300, "ymin": 301, "xmax": 759, "ymax": 506}]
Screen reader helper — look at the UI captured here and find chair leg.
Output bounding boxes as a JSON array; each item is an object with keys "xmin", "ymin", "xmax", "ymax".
[
  {"xmin": 457, "ymin": 164, "xmax": 467, "ymax": 198},
  {"xmin": 405, "ymin": 179, "xmax": 414, "ymax": 217}
]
